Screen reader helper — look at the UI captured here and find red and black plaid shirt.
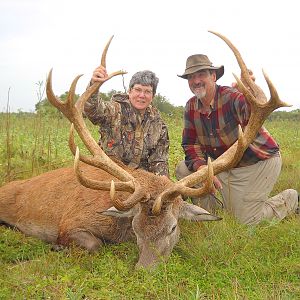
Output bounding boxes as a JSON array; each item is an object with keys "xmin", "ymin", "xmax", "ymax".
[{"xmin": 182, "ymin": 85, "xmax": 279, "ymax": 171}]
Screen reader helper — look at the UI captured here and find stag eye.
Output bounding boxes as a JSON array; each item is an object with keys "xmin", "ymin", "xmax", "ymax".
[{"xmin": 169, "ymin": 225, "xmax": 177, "ymax": 235}]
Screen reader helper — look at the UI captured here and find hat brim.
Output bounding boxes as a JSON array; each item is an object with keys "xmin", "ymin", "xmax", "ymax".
[{"xmin": 178, "ymin": 65, "xmax": 224, "ymax": 80}]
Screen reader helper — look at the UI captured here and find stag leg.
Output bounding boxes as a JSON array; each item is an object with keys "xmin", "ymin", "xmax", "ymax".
[
  {"xmin": 69, "ymin": 231, "xmax": 103, "ymax": 252},
  {"xmin": 57, "ymin": 230, "xmax": 103, "ymax": 252}
]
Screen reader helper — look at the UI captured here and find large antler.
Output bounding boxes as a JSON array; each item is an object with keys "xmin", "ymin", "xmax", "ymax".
[
  {"xmin": 46, "ymin": 36, "xmax": 148, "ymax": 209},
  {"xmin": 152, "ymin": 30, "xmax": 291, "ymax": 214}
]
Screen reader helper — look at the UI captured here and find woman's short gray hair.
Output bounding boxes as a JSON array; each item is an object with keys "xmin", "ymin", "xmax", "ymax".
[{"xmin": 129, "ymin": 70, "xmax": 159, "ymax": 95}]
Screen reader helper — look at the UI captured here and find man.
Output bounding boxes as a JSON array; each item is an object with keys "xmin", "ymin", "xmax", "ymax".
[
  {"xmin": 84, "ymin": 65, "xmax": 169, "ymax": 177},
  {"xmin": 176, "ymin": 54, "xmax": 299, "ymax": 224}
]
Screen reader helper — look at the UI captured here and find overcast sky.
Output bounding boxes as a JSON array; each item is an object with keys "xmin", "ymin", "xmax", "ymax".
[{"xmin": 1, "ymin": 0, "xmax": 299, "ymax": 112}]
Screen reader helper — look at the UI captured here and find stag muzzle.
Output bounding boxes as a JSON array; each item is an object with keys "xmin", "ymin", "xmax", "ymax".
[{"xmin": 135, "ymin": 229, "xmax": 180, "ymax": 269}]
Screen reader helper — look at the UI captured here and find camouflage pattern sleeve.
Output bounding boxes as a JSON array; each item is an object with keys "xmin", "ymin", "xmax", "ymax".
[
  {"xmin": 83, "ymin": 84, "xmax": 117, "ymax": 125},
  {"xmin": 148, "ymin": 122, "xmax": 170, "ymax": 177}
]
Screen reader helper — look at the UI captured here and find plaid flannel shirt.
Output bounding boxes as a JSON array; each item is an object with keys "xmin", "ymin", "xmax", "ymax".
[{"xmin": 182, "ymin": 85, "xmax": 279, "ymax": 171}]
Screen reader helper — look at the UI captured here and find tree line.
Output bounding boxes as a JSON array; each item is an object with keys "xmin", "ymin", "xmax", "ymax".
[
  {"xmin": 34, "ymin": 89, "xmax": 185, "ymax": 118},
  {"xmin": 33, "ymin": 89, "xmax": 299, "ymax": 121}
]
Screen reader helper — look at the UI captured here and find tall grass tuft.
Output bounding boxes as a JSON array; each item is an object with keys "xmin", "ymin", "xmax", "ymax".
[{"xmin": 4, "ymin": 88, "xmax": 12, "ymax": 182}]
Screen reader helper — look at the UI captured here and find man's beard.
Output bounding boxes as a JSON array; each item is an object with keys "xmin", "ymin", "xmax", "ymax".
[{"xmin": 193, "ymin": 86, "xmax": 206, "ymax": 100}]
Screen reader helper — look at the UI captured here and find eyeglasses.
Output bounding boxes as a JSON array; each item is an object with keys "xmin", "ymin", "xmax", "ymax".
[{"xmin": 132, "ymin": 87, "xmax": 153, "ymax": 96}]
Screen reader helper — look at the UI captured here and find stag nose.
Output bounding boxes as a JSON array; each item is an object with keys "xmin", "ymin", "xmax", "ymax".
[
  {"xmin": 135, "ymin": 244, "xmax": 162, "ymax": 270},
  {"xmin": 135, "ymin": 260, "xmax": 157, "ymax": 270},
  {"xmin": 135, "ymin": 254, "xmax": 158, "ymax": 270}
]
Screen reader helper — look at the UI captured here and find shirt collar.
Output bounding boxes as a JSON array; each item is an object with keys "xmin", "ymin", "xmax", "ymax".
[{"xmin": 197, "ymin": 84, "xmax": 219, "ymax": 111}]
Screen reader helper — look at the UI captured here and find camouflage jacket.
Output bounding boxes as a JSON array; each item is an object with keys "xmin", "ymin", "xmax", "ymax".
[{"xmin": 84, "ymin": 92, "xmax": 169, "ymax": 176}]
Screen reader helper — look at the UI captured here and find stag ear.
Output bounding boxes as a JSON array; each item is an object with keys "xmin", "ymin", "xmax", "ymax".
[
  {"xmin": 179, "ymin": 202, "xmax": 222, "ymax": 221},
  {"xmin": 98, "ymin": 206, "xmax": 136, "ymax": 218}
]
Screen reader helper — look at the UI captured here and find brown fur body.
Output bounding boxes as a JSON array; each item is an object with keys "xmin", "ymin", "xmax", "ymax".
[
  {"xmin": 0, "ymin": 163, "xmax": 167, "ymax": 243},
  {"xmin": 0, "ymin": 162, "xmax": 218, "ymax": 268}
]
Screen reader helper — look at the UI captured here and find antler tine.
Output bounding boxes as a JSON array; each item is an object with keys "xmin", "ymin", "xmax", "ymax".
[
  {"xmin": 69, "ymin": 123, "xmax": 120, "ymax": 168},
  {"xmin": 67, "ymin": 74, "xmax": 83, "ymax": 113},
  {"xmin": 262, "ymin": 69, "xmax": 291, "ymax": 109},
  {"xmin": 208, "ymin": 30, "xmax": 263, "ymax": 101},
  {"xmin": 76, "ymin": 69, "xmax": 127, "ymax": 114},
  {"xmin": 207, "ymin": 31, "xmax": 290, "ymax": 142},
  {"xmin": 152, "ymin": 158, "xmax": 215, "ymax": 214},
  {"xmin": 76, "ymin": 35, "xmax": 127, "ymax": 113},
  {"xmin": 152, "ymin": 30, "xmax": 291, "ymax": 214},
  {"xmin": 73, "ymin": 147, "xmax": 135, "ymax": 192},
  {"xmin": 67, "ymin": 121, "xmax": 107, "ymax": 165},
  {"xmin": 175, "ymin": 125, "xmax": 246, "ymax": 189},
  {"xmin": 110, "ymin": 180, "xmax": 150, "ymax": 211},
  {"xmin": 46, "ymin": 69, "xmax": 71, "ymax": 114},
  {"xmin": 101, "ymin": 35, "xmax": 113, "ymax": 68},
  {"xmin": 46, "ymin": 70, "xmax": 84, "ymax": 124},
  {"xmin": 68, "ymin": 123, "xmax": 136, "ymax": 184}
]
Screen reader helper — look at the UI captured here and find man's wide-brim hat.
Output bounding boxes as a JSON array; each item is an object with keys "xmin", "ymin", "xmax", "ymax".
[{"xmin": 178, "ymin": 54, "xmax": 224, "ymax": 80}]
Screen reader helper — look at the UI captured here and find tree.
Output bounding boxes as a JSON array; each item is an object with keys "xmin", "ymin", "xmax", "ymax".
[
  {"xmin": 35, "ymin": 91, "xmax": 79, "ymax": 117},
  {"xmin": 152, "ymin": 93, "xmax": 184, "ymax": 117},
  {"xmin": 99, "ymin": 89, "xmax": 119, "ymax": 102},
  {"xmin": 152, "ymin": 93, "xmax": 174, "ymax": 114},
  {"xmin": 268, "ymin": 109, "xmax": 300, "ymax": 121}
]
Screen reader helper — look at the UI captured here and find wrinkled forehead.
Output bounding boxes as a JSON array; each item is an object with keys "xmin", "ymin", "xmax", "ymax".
[
  {"xmin": 135, "ymin": 214, "xmax": 177, "ymax": 240},
  {"xmin": 187, "ymin": 69, "xmax": 213, "ymax": 79},
  {"xmin": 140, "ymin": 200, "xmax": 173, "ymax": 216}
]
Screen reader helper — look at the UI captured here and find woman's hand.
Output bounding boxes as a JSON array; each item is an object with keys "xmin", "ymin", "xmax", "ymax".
[{"xmin": 91, "ymin": 65, "xmax": 108, "ymax": 84}]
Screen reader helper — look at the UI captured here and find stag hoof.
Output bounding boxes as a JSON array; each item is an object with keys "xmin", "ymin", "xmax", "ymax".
[{"xmin": 51, "ymin": 244, "xmax": 66, "ymax": 252}]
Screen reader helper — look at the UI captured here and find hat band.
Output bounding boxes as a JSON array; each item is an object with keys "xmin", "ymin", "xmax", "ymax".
[{"xmin": 185, "ymin": 63, "xmax": 213, "ymax": 70}]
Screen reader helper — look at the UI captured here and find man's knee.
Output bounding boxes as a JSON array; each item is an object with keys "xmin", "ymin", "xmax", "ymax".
[
  {"xmin": 235, "ymin": 189, "xmax": 299, "ymax": 225},
  {"xmin": 175, "ymin": 160, "xmax": 192, "ymax": 180},
  {"xmin": 280, "ymin": 189, "xmax": 298, "ymax": 213}
]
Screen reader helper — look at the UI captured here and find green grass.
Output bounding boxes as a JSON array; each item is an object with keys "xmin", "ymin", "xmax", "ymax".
[{"xmin": 0, "ymin": 113, "xmax": 299, "ymax": 299}]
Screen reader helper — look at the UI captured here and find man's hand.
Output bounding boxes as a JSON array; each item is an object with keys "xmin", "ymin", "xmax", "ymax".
[
  {"xmin": 232, "ymin": 69, "xmax": 256, "ymax": 89},
  {"xmin": 212, "ymin": 176, "xmax": 222, "ymax": 191},
  {"xmin": 197, "ymin": 165, "xmax": 223, "ymax": 193}
]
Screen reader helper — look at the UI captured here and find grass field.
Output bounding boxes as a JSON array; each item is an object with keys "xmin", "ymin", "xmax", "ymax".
[{"xmin": 0, "ymin": 112, "xmax": 299, "ymax": 299}]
